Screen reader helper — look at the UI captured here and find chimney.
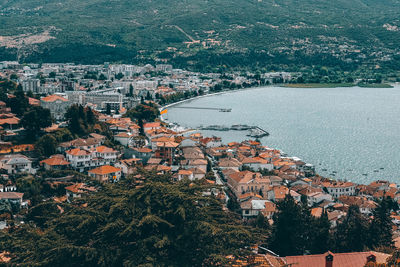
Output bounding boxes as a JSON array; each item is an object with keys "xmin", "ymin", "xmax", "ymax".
[
  {"xmin": 366, "ymin": 254, "xmax": 376, "ymax": 264},
  {"xmin": 325, "ymin": 252, "xmax": 334, "ymax": 267}
]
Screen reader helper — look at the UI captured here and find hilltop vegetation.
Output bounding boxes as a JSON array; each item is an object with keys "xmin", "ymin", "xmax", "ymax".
[{"xmin": 1, "ymin": 0, "xmax": 400, "ymax": 74}]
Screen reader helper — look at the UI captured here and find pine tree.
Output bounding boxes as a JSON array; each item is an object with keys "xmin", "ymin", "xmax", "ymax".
[
  {"xmin": 369, "ymin": 197, "xmax": 394, "ymax": 248},
  {"xmin": 310, "ymin": 210, "xmax": 331, "ymax": 254},
  {"xmin": 334, "ymin": 205, "xmax": 369, "ymax": 252},
  {"xmin": 270, "ymin": 195, "xmax": 310, "ymax": 256}
]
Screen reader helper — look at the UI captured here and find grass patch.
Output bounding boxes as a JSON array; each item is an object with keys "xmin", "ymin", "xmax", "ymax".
[
  {"xmin": 283, "ymin": 83, "xmax": 355, "ymax": 88},
  {"xmin": 357, "ymin": 83, "xmax": 393, "ymax": 88}
]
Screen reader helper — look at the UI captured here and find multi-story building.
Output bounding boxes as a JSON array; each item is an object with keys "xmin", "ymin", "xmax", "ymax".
[
  {"xmin": 22, "ymin": 79, "xmax": 40, "ymax": 93},
  {"xmin": 40, "ymin": 95, "xmax": 71, "ymax": 121},
  {"xmin": 0, "ymin": 154, "xmax": 34, "ymax": 175},
  {"xmin": 322, "ymin": 181, "xmax": 356, "ymax": 198},
  {"xmin": 65, "ymin": 146, "xmax": 118, "ymax": 172}
]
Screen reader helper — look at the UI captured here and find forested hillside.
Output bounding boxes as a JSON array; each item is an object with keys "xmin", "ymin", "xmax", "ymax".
[{"xmin": 1, "ymin": 0, "xmax": 400, "ymax": 72}]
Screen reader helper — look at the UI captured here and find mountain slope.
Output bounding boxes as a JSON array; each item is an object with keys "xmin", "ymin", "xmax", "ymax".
[{"xmin": 0, "ymin": 0, "xmax": 400, "ymax": 71}]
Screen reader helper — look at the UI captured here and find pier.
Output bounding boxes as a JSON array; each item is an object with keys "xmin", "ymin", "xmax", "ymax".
[{"xmin": 199, "ymin": 124, "xmax": 269, "ymax": 138}]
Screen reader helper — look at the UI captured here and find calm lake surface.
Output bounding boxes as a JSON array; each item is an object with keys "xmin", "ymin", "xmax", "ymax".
[{"xmin": 166, "ymin": 85, "xmax": 400, "ymax": 184}]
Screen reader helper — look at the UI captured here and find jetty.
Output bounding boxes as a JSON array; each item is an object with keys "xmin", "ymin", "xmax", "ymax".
[{"xmin": 199, "ymin": 124, "xmax": 269, "ymax": 138}]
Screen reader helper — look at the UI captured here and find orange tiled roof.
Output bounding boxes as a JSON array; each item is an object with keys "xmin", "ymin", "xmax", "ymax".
[
  {"xmin": 95, "ymin": 146, "xmax": 116, "ymax": 153},
  {"xmin": 285, "ymin": 251, "xmax": 390, "ymax": 267},
  {"xmin": 88, "ymin": 165, "xmax": 121, "ymax": 175},
  {"xmin": 66, "ymin": 148, "xmax": 91, "ymax": 156},
  {"xmin": 41, "ymin": 95, "xmax": 68, "ymax": 102},
  {"xmin": 40, "ymin": 157, "xmax": 70, "ymax": 166}
]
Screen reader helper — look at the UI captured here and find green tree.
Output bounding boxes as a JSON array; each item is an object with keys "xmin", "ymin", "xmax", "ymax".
[
  {"xmin": 2, "ymin": 175, "xmax": 259, "ymax": 266},
  {"xmin": 125, "ymin": 103, "xmax": 160, "ymax": 122},
  {"xmin": 310, "ymin": 210, "xmax": 331, "ymax": 254},
  {"xmin": 269, "ymin": 195, "xmax": 310, "ymax": 256},
  {"xmin": 369, "ymin": 197, "xmax": 394, "ymax": 249},
  {"xmin": 21, "ymin": 106, "xmax": 52, "ymax": 139},
  {"xmin": 8, "ymin": 90, "xmax": 29, "ymax": 117},
  {"xmin": 35, "ymin": 135, "xmax": 58, "ymax": 158},
  {"xmin": 334, "ymin": 205, "xmax": 369, "ymax": 252}
]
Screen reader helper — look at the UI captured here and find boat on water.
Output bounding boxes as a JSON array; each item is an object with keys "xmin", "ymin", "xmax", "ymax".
[{"xmin": 219, "ymin": 108, "xmax": 232, "ymax": 112}]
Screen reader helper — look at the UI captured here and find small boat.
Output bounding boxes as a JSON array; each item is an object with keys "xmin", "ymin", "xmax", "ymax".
[
  {"xmin": 322, "ymin": 168, "xmax": 327, "ymax": 171},
  {"xmin": 219, "ymin": 108, "xmax": 232, "ymax": 112},
  {"xmin": 332, "ymin": 171, "xmax": 337, "ymax": 173},
  {"xmin": 362, "ymin": 173, "xmax": 368, "ymax": 176},
  {"xmin": 380, "ymin": 167, "xmax": 384, "ymax": 170},
  {"xmin": 373, "ymin": 170, "xmax": 379, "ymax": 172}
]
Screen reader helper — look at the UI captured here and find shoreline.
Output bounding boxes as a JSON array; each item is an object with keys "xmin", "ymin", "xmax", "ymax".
[
  {"xmin": 159, "ymin": 84, "xmax": 399, "ymax": 185},
  {"xmin": 161, "ymin": 82, "xmax": 398, "ymax": 112}
]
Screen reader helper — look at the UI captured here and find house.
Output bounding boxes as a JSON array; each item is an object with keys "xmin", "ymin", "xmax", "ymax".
[
  {"xmin": 227, "ymin": 171, "xmax": 271, "ymax": 197},
  {"xmin": 0, "ymin": 192, "xmax": 24, "ymax": 206},
  {"xmin": 94, "ymin": 146, "xmax": 119, "ymax": 163},
  {"xmin": 181, "ymin": 159, "xmax": 208, "ymax": 173},
  {"xmin": 154, "ymin": 141, "xmax": 179, "ymax": 165},
  {"xmin": 65, "ymin": 183, "xmax": 96, "ymax": 201},
  {"xmin": 179, "ymin": 138, "xmax": 198, "ymax": 148},
  {"xmin": 178, "ymin": 169, "xmax": 194, "ymax": 181},
  {"xmin": 323, "ymin": 181, "xmax": 356, "ymax": 198},
  {"xmin": 267, "ymin": 186, "xmax": 289, "ymax": 202},
  {"xmin": 126, "ymin": 147, "xmax": 153, "ymax": 164},
  {"xmin": 115, "ymin": 158, "xmax": 141, "ymax": 176},
  {"xmin": 0, "ymin": 154, "xmax": 33, "ymax": 174},
  {"xmin": 40, "ymin": 155, "xmax": 70, "ymax": 170},
  {"xmin": 58, "ymin": 136, "xmax": 103, "ymax": 152},
  {"xmin": 306, "ymin": 192, "xmax": 333, "ymax": 207},
  {"xmin": 218, "ymin": 158, "xmax": 242, "ymax": 171},
  {"xmin": 241, "ymin": 199, "xmax": 274, "ymax": 219},
  {"xmin": 285, "ymin": 251, "xmax": 390, "ymax": 267},
  {"xmin": 40, "ymin": 95, "xmax": 71, "ymax": 121},
  {"xmin": 114, "ymin": 132, "xmax": 132, "ymax": 147},
  {"xmin": 65, "ymin": 148, "xmax": 92, "ymax": 171},
  {"xmin": 143, "ymin": 122, "xmax": 161, "ymax": 132},
  {"xmin": 65, "ymin": 146, "xmax": 118, "ymax": 171},
  {"xmin": 241, "ymin": 157, "xmax": 273, "ymax": 171},
  {"xmin": 88, "ymin": 165, "xmax": 121, "ymax": 183},
  {"xmin": 200, "ymin": 136, "xmax": 222, "ymax": 148}
]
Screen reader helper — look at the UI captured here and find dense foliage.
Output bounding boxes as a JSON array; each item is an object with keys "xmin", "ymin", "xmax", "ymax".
[
  {"xmin": 269, "ymin": 195, "xmax": 395, "ymax": 256},
  {"xmin": 0, "ymin": 174, "xmax": 260, "ymax": 266}
]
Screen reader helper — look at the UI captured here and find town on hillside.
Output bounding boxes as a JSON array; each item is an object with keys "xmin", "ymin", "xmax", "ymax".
[{"xmin": 0, "ymin": 61, "xmax": 399, "ymax": 266}]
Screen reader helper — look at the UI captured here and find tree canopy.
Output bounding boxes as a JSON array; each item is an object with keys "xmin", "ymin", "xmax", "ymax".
[{"xmin": 1, "ymin": 174, "xmax": 260, "ymax": 266}]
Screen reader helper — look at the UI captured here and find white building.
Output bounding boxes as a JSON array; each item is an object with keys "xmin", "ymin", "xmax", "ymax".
[{"xmin": 0, "ymin": 154, "xmax": 34, "ymax": 175}]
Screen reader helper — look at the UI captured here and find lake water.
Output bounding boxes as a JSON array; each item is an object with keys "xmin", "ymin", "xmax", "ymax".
[{"xmin": 166, "ymin": 85, "xmax": 400, "ymax": 184}]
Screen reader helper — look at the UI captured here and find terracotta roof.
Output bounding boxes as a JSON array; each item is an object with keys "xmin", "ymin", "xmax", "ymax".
[
  {"xmin": 285, "ymin": 251, "xmax": 390, "ymax": 267},
  {"xmin": 95, "ymin": 146, "xmax": 116, "ymax": 153},
  {"xmin": 40, "ymin": 156, "xmax": 70, "ymax": 166},
  {"xmin": 178, "ymin": 169, "xmax": 193, "ymax": 175},
  {"xmin": 28, "ymin": 97, "xmax": 40, "ymax": 106},
  {"xmin": 66, "ymin": 148, "xmax": 91, "ymax": 156},
  {"xmin": 156, "ymin": 141, "xmax": 179, "ymax": 148},
  {"xmin": 65, "ymin": 183, "xmax": 96, "ymax": 194},
  {"xmin": 0, "ymin": 117, "xmax": 19, "ymax": 125},
  {"xmin": 0, "ymin": 192, "xmax": 23, "ymax": 200},
  {"xmin": 88, "ymin": 165, "xmax": 121, "ymax": 175},
  {"xmin": 41, "ymin": 94, "xmax": 68, "ymax": 102},
  {"xmin": 143, "ymin": 122, "xmax": 161, "ymax": 128},
  {"xmin": 134, "ymin": 147, "xmax": 152, "ymax": 153}
]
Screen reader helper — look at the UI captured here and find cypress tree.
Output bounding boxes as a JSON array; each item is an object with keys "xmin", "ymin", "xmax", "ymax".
[{"xmin": 369, "ymin": 197, "xmax": 394, "ymax": 248}]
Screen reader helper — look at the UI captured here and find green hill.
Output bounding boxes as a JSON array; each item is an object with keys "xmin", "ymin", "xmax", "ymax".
[{"xmin": 1, "ymin": 0, "xmax": 400, "ymax": 72}]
